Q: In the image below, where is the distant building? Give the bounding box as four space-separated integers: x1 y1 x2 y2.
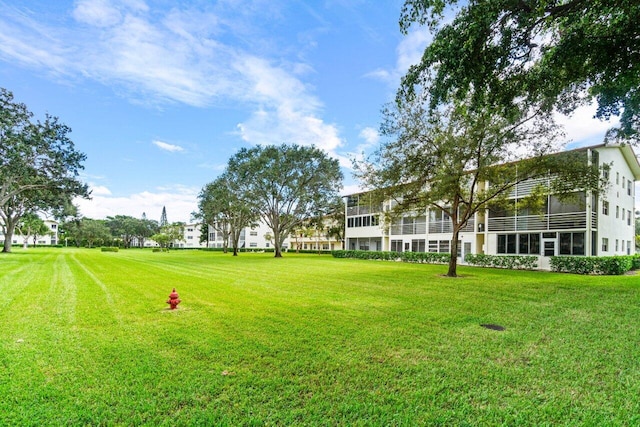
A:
0 219 59 247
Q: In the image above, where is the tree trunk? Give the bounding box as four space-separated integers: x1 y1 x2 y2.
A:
447 227 461 277
273 230 282 258
2 218 18 253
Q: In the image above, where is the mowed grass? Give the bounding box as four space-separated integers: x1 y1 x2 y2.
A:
1 248 639 426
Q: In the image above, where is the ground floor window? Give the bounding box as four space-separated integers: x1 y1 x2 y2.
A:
602 238 608 252
518 233 540 255
411 239 425 252
497 234 517 254
559 232 585 255
498 233 541 255
428 240 438 252
438 240 450 253
391 240 403 252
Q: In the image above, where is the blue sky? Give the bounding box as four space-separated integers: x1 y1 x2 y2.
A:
0 0 630 223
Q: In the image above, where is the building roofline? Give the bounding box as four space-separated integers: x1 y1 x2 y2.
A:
608 143 640 180
346 143 640 197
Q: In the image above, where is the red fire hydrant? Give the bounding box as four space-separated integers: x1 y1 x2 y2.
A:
166 288 181 310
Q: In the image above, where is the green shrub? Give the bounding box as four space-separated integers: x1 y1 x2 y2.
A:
465 254 538 270
550 255 634 275
331 250 449 264
100 246 119 252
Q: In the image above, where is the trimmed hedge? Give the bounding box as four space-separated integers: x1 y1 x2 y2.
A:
464 254 538 270
331 250 450 264
550 255 638 275
100 246 119 252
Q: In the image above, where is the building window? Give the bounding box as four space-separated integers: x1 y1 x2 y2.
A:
616 172 619 184
391 240 403 252
615 239 619 251
602 201 609 215
559 232 585 255
187 228 193 232
622 177 626 188
51 224 57 230
616 206 619 218
628 241 632 255
428 240 438 252
438 240 450 253
497 234 517 254
250 231 258 236
628 180 632 196
603 168 609 179
518 233 540 255
187 236 193 240
628 211 632 226
622 209 626 220
411 239 426 252
602 238 608 252
249 242 257 248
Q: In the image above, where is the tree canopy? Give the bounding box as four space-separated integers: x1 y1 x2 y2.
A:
0 88 89 252
399 0 640 144
196 173 257 255
357 97 603 276
227 144 343 258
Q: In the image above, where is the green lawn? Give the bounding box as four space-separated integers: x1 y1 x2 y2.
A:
1 248 639 425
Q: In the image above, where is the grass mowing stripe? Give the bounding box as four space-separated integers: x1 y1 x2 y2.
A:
1 248 639 425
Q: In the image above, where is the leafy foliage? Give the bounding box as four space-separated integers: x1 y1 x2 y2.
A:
465 254 538 270
227 144 343 257
550 255 638 275
357 96 603 277
399 0 640 143
332 250 450 264
196 174 257 256
0 88 88 252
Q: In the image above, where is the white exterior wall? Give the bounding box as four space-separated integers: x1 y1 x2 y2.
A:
596 146 638 256
174 223 207 248
0 219 59 246
245 221 277 249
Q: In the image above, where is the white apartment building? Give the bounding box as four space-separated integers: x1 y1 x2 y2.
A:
0 219 59 247
206 221 285 250
345 144 640 270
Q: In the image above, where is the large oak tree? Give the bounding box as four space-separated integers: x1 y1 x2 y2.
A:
227 144 343 258
196 173 257 256
0 88 88 252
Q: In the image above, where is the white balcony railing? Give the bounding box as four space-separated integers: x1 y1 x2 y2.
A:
487 212 588 232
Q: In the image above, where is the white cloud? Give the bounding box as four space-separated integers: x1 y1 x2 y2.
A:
0 1 343 158
556 104 619 148
366 27 431 86
358 127 379 146
89 184 112 196
73 0 122 27
235 55 343 155
75 185 199 221
152 140 184 152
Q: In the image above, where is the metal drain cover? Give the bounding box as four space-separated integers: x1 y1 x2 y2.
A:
480 324 505 331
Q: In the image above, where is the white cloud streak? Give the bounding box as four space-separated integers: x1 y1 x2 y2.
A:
75 185 199 221
0 0 342 154
152 140 184 152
